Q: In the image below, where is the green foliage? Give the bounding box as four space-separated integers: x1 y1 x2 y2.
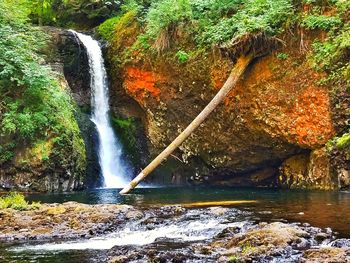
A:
29 0 123 28
175 50 190 63
29 0 57 25
0 192 40 210
228 256 239 262
310 22 350 85
145 0 192 40
0 0 86 173
0 143 15 164
277 52 289 60
196 0 293 46
335 131 350 149
302 14 342 30
134 0 293 52
97 16 121 41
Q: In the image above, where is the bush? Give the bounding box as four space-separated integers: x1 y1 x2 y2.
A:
311 23 350 85
145 0 192 40
140 0 293 51
302 15 342 30
198 0 293 46
97 16 121 41
277 52 289 60
0 192 40 211
0 0 86 172
175 50 190 63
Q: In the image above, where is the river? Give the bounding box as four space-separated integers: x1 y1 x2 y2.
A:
1 187 350 262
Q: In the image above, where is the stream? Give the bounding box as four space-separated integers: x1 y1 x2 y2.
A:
1 187 350 262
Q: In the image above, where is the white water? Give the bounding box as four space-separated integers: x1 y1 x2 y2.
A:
12 219 247 251
69 30 129 188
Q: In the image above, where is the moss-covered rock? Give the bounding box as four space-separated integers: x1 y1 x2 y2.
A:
0 72 87 192
0 27 87 192
278 148 338 190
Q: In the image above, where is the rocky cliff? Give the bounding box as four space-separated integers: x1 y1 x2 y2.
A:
0 28 90 192
103 10 349 190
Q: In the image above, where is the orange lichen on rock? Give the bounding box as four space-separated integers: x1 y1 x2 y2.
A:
291 86 335 147
124 67 164 105
210 57 232 91
221 53 335 149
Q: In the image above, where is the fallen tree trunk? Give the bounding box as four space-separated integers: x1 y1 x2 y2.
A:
120 54 253 194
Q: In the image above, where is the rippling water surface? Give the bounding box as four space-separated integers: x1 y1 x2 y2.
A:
25 187 350 236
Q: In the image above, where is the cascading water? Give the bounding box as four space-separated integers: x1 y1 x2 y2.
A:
69 30 129 188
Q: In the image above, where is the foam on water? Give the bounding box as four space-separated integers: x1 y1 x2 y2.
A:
12 219 246 251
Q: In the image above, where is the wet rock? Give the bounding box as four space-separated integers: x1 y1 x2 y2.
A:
213 221 350 262
156 206 186 218
125 210 144 220
0 203 134 241
301 247 350 263
331 238 350 248
228 222 309 248
109 255 128 263
3 204 350 263
315 232 331 242
278 148 337 190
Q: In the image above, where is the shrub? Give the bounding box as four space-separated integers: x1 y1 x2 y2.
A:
0 0 86 172
145 0 192 40
0 192 40 211
277 52 289 60
97 16 121 41
175 50 190 63
302 15 342 30
311 23 350 85
144 0 192 52
197 0 293 46
137 0 293 53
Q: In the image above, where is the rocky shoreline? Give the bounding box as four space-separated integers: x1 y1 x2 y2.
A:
1 202 350 262
0 202 143 241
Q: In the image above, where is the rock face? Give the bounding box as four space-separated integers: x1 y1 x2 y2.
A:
107 25 343 188
0 27 104 192
278 148 342 190
47 28 103 188
0 48 86 192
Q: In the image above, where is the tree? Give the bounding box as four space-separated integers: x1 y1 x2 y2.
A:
120 53 253 194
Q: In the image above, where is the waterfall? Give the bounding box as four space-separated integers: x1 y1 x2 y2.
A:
69 30 129 188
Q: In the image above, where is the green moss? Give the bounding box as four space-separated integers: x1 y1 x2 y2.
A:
107 10 140 66
228 256 239 263
335 132 350 149
241 242 257 255
111 117 137 149
0 192 40 211
97 16 121 41
111 116 143 168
